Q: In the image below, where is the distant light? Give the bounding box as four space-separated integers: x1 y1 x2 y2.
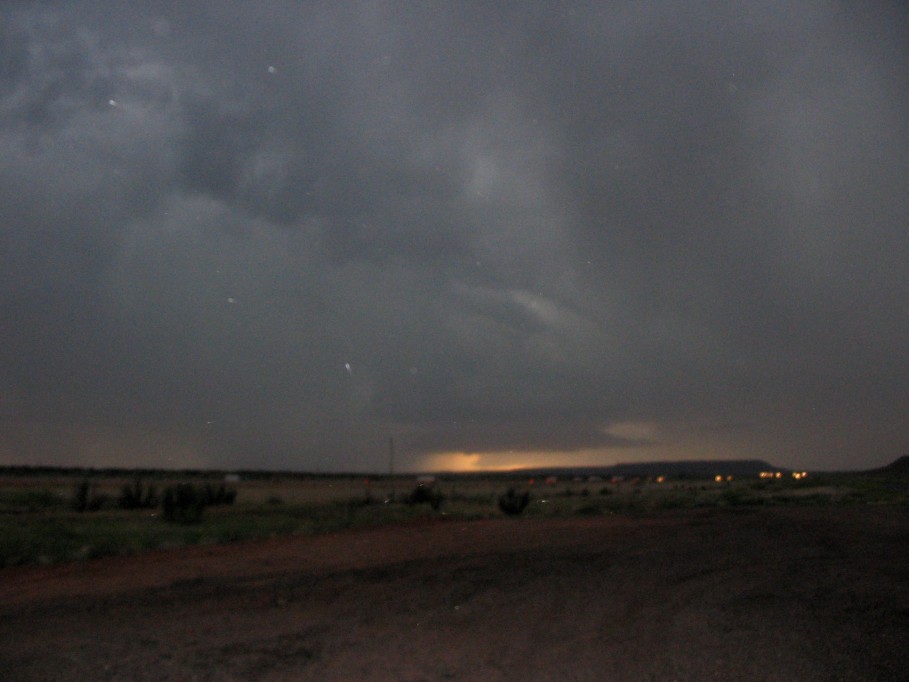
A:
267 65 277 74
108 99 117 106
715 475 723 482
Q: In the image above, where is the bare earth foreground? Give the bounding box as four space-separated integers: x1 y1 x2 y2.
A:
2 506 907 681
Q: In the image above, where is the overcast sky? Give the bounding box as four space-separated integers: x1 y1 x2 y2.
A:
1 1 907 473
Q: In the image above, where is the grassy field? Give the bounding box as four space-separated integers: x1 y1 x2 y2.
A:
1 469 906 567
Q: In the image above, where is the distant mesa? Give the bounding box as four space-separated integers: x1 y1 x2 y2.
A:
873 455 909 475
517 459 786 480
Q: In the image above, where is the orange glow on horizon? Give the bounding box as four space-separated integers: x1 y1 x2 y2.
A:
413 441 760 474
416 446 633 473
418 451 533 472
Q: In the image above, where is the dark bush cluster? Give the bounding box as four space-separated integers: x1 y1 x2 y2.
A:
73 477 236 522
161 482 237 523
162 483 205 523
498 488 531 516
404 483 443 510
118 479 159 510
199 482 237 507
72 480 109 512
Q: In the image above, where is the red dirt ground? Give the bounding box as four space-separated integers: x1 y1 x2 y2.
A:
2 506 907 681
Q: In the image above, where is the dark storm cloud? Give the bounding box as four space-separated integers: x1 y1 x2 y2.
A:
1 1 907 471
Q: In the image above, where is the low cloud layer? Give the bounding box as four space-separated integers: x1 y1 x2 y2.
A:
1 2 907 472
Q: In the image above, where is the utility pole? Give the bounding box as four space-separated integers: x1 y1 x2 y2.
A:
388 436 396 501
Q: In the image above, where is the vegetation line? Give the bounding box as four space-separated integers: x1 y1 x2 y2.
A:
1 463 906 568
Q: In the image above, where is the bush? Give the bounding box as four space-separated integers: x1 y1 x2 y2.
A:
158 481 236 524
72 480 108 512
118 479 159 510
498 488 530 516
404 484 443 510
200 482 237 507
161 483 205 524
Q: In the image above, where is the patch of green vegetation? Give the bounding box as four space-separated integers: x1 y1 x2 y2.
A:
0 488 67 513
2 470 907 568
0 512 163 566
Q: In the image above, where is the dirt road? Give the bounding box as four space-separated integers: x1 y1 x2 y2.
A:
2 506 907 681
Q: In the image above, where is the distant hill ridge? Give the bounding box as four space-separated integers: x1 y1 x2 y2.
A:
517 459 786 478
875 455 909 475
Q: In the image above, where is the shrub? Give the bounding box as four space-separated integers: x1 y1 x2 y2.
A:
200 482 237 507
498 488 530 516
72 480 109 512
118 479 159 510
404 483 443 510
161 483 205 524
72 480 89 512
157 481 236 523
